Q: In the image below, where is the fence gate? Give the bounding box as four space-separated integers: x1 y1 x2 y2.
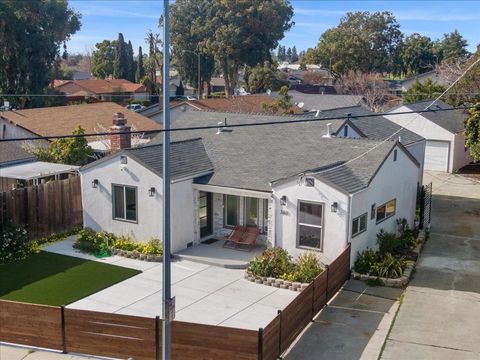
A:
420 182 432 229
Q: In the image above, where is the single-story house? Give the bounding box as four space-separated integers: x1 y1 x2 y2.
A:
0 102 161 155
138 95 302 124
387 71 448 96
80 110 420 265
0 142 78 191
52 79 149 101
386 100 472 172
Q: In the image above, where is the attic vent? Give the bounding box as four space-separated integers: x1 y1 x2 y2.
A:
305 177 315 187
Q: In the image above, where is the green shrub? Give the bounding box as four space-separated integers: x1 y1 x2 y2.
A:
370 253 407 279
113 237 163 255
0 222 37 263
249 248 323 283
376 230 400 255
354 248 381 274
36 227 82 246
295 252 323 283
74 228 115 255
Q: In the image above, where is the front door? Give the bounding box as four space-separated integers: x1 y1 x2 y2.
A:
199 192 212 238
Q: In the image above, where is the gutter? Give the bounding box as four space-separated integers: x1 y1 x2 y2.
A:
171 170 214 184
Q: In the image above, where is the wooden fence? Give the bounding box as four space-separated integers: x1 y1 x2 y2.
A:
260 245 351 360
0 245 351 360
0 176 82 239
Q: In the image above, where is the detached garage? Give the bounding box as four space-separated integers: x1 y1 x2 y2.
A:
386 100 472 173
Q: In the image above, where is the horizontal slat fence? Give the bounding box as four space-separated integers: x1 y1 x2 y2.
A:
0 245 351 360
64 308 157 360
261 245 351 360
0 300 62 350
0 176 82 239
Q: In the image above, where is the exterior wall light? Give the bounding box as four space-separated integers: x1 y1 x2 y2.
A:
92 179 99 188
120 155 128 164
331 202 338 212
148 187 156 197
280 195 287 206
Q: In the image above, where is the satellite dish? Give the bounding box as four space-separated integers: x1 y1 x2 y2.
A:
266 89 272 95
298 102 304 109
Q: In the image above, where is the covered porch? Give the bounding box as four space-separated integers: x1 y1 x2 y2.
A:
177 184 274 267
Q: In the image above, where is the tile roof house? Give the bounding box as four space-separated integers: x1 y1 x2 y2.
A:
0 102 161 154
52 79 149 101
386 100 472 172
80 108 420 265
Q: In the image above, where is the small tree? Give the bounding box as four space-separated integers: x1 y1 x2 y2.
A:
262 85 293 114
403 79 446 104
247 62 275 93
33 126 93 165
465 103 480 161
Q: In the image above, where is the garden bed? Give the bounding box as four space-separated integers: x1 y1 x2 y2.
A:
352 229 426 288
110 248 163 262
244 247 324 292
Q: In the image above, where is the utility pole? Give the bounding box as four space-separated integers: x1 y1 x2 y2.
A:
162 0 172 359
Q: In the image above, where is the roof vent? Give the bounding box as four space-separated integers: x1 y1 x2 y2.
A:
345 113 352 118
315 110 320 118
216 118 231 134
398 136 402 143
322 123 332 138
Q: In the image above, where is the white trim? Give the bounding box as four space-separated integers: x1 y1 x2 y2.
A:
171 171 213 184
192 184 271 198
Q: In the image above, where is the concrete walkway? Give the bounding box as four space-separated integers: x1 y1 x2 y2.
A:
284 280 402 360
381 172 480 359
42 237 297 330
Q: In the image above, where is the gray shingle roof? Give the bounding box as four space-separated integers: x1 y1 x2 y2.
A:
150 110 406 194
0 142 35 167
321 106 424 145
81 138 213 181
401 100 466 134
271 90 364 111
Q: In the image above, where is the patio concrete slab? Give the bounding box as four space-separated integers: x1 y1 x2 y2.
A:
216 278 278 303
174 239 265 269
258 288 299 308
174 292 253 325
220 302 281 329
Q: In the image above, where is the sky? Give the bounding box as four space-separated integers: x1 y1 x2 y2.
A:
67 0 480 55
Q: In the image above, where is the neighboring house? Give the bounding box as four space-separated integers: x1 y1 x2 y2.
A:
0 142 78 191
271 90 364 112
72 71 91 80
277 63 322 71
0 102 161 155
387 71 448 96
52 79 149 101
210 77 226 94
386 100 472 172
138 95 301 124
80 109 420 265
328 105 426 180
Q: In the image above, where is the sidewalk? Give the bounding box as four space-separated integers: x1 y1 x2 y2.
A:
0 344 107 360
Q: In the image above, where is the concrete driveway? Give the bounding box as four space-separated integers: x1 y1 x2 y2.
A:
43 238 297 330
284 280 402 360
381 171 480 359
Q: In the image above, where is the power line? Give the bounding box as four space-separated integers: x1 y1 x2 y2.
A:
0 105 473 143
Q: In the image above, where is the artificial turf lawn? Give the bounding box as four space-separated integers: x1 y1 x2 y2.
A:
0 251 140 306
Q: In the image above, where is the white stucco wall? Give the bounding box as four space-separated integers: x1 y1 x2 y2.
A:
272 178 350 264
80 153 195 253
452 132 472 171
0 117 48 149
405 140 425 182
350 145 419 265
386 106 454 142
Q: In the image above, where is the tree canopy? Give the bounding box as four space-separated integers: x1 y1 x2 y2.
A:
92 34 136 82
0 0 81 108
403 79 446 104
402 34 436 76
247 62 276 93
465 103 480 161
170 0 294 96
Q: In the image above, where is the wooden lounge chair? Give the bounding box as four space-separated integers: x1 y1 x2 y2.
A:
235 226 260 252
223 225 245 248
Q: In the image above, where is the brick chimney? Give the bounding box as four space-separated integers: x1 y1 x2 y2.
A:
110 112 131 153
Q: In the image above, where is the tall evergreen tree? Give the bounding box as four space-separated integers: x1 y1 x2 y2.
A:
277 45 286 61
113 33 128 79
286 47 292 62
136 46 145 82
291 46 299 63
126 40 135 81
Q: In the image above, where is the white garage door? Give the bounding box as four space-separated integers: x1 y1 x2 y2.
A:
425 141 449 172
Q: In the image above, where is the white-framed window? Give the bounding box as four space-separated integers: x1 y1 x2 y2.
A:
376 199 396 224
352 213 367 237
112 184 137 222
297 201 324 250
